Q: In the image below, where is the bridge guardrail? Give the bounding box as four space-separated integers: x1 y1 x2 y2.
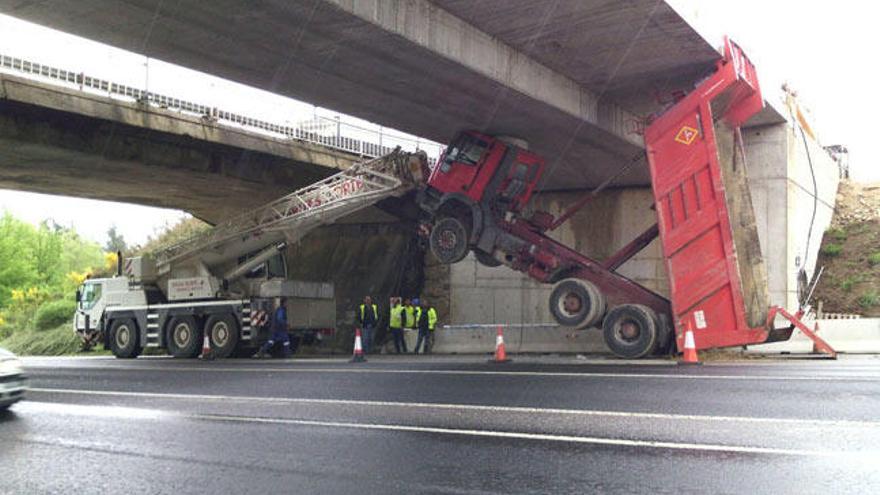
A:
0 53 443 163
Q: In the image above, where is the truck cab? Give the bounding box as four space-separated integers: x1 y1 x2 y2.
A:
421 131 546 265
74 276 144 340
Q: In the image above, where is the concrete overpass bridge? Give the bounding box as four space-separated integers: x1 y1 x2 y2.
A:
0 57 437 223
0 1 841 352
0 0 785 192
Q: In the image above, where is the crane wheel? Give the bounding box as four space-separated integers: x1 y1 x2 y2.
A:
429 216 469 264
109 318 140 359
602 304 658 359
549 279 606 329
167 316 201 358
205 314 239 359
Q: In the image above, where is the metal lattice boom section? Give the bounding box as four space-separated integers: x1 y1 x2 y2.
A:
157 148 428 267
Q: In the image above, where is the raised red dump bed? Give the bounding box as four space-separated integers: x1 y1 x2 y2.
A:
644 38 834 356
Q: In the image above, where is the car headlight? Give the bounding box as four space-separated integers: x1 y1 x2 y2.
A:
0 358 23 375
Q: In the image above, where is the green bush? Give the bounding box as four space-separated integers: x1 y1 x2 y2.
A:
858 290 879 309
821 243 843 257
868 252 880 267
825 227 848 241
840 276 861 293
33 299 76 331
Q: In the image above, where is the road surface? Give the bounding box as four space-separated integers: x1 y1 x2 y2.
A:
3 355 880 494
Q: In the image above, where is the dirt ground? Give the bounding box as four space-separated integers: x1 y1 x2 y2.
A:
812 180 880 316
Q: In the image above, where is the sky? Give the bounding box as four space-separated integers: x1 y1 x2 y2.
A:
0 2 875 246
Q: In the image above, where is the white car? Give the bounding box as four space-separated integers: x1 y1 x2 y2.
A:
0 348 27 410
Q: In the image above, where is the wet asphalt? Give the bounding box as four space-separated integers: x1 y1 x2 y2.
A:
2 354 880 494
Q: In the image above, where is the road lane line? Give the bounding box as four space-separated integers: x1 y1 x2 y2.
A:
29 387 880 428
201 414 841 457
14 400 842 458
22 364 880 381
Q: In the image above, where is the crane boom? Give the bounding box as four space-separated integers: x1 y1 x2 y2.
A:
155 148 430 272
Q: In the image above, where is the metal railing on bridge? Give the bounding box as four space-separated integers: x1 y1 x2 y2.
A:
0 53 443 163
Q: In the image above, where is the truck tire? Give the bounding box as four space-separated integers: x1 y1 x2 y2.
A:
167 316 201 358
549 279 606 329
652 313 674 356
205 314 239 359
430 217 469 264
475 250 502 267
110 318 140 359
602 304 658 359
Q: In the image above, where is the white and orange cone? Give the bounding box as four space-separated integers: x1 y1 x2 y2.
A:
678 320 700 365
199 332 214 360
489 325 511 363
351 328 367 363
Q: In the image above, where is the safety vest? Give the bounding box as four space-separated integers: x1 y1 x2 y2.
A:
389 304 404 329
359 303 378 323
404 306 416 328
427 307 437 330
414 307 423 328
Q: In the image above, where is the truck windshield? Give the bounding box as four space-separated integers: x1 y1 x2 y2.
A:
444 134 488 166
80 283 102 310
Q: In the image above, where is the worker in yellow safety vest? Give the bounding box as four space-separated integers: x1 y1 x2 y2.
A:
426 302 438 353
357 296 379 354
403 298 416 330
388 297 407 354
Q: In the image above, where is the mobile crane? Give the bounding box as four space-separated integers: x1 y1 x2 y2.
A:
74 150 430 358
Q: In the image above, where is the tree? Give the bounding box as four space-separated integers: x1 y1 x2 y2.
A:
105 225 127 254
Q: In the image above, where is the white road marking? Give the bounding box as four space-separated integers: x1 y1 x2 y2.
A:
22 363 880 381
12 400 842 458
29 387 880 428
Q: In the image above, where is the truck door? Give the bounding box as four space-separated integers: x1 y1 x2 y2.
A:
429 132 491 202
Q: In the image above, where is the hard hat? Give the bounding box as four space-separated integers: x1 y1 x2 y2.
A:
412 298 420 305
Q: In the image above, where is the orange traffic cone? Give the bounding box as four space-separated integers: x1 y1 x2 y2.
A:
679 320 700 365
351 328 367 363
199 332 214 360
489 325 511 363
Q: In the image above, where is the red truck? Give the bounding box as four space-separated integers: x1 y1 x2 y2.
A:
417 38 834 359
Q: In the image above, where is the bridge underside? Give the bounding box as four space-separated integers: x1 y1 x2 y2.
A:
0 0 764 190
0 75 378 224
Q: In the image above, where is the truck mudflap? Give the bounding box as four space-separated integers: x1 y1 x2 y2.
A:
644 38 826 353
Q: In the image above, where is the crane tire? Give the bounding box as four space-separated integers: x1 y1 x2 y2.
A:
109 318 140 359
205 314 239 359
167 316 201 358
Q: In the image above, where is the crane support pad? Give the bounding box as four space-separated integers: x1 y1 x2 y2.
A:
645 38 771 351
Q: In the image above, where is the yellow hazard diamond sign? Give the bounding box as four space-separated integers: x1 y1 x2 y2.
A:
674 126 699 145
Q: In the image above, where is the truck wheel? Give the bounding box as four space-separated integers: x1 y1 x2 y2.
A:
110 319 140 359
602 304 658 359
652 313 674 356
549 279 606 329
167 316 201 358
475 250 502 267
430 217 469 264
205 314 239 359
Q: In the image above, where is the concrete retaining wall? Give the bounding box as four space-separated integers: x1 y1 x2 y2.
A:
431 325 607 354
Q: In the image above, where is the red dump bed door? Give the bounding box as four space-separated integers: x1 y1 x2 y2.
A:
644 39 769 351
